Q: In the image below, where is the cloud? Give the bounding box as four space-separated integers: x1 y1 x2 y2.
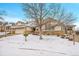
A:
3 16 22 22
2 16 33 23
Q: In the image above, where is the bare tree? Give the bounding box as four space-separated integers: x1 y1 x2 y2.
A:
22 3 52 39
49 4 76 34
22 3 76 40
50 4 76 45
0 10 7 36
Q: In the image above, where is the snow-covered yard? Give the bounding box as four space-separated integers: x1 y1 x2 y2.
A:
0 32 10 36
0 32 6 36
0 34 79 56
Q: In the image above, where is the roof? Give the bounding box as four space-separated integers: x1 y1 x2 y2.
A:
66 25 76 27
16 21 25 24
11 25 25 29
26 21 37 27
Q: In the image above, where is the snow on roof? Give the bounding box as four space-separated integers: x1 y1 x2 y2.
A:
5 23 12 26
11 25 25 29
75 27 79 31
66 25 76 27
26 21 37 27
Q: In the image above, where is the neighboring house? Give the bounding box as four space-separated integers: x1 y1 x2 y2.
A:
0 17 4 32
73 27 79 42
10 21 25 34
0 25 5 32
5 23 12 33
10 21 34 34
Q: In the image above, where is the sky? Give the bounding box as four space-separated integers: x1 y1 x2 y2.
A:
0 3 24 22
0 3 79 27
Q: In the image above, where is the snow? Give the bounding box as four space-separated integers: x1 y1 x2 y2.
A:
0 34 79 56
0 32 10 36
0 32 6 36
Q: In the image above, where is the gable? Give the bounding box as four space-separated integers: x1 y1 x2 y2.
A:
54 26 62 31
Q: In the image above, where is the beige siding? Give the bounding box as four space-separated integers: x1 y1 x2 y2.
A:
15 28 25 34
26 27 32 31
54 26 62 31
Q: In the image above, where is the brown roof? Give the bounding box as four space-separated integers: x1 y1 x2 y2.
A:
66 25 76 27
11 25 25 29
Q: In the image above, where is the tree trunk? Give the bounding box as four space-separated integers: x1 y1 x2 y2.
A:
4 26 7 37
39 26 42 40
25 25 27 41
65 27 67 34
25 36 27 41
73 32 75 45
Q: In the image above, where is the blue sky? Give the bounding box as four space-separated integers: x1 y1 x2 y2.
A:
0 3 24 22
0 3 24 18
0 3 79 27
61 3 79 27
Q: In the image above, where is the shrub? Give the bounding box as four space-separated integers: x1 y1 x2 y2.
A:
12 31 15 34
24 33 28 37
23 32 29 41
